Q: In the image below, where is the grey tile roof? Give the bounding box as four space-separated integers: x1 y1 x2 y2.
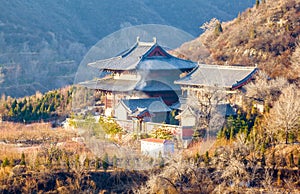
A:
135 80 181 92
121 97 171 113
88 41 196 71
138 57 196 70
178 103 236 118
88 43 153 70
175 64 258 89
80 77 181 92
129 108 153 118
79 78 138 92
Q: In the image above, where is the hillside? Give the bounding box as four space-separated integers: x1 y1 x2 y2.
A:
0 0 255 97
177 0 300 79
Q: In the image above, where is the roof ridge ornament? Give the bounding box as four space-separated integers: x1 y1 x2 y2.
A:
153 37 157 44
136 36 157 46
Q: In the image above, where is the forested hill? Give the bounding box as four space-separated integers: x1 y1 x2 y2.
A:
177 0 300 79
0 0 255 97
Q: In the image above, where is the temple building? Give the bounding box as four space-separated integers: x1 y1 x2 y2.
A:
175 63 258 127
80 37 197 119
80 37 258 131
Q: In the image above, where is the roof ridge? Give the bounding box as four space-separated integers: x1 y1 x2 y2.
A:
197 63 257 70
122 97 162 101
137 41 156 47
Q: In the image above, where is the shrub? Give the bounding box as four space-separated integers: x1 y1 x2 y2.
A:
20 152 26 166
102 153 109 172
99 116 123 137
2 157 10 167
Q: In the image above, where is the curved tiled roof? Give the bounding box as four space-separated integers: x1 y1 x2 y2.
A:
177 104 236 119
138 57 196 70
135 80 181 92
80 78 180 92
175 63 258 89
88 40 196 71
120 97 171 113
79 78 138 92
88 43 152 70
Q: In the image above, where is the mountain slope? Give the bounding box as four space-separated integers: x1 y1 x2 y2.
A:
177 0 300 79
0 0 255 97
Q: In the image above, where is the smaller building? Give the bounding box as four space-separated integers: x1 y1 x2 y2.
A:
114 97 171 123
174 63 257 134
175 63 258 109
176 104 237 127
140 138 174 158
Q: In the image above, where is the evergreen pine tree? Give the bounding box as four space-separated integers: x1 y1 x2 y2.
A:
84 157 90 170
20 152 26 166
95 157 100 170
14 104 21 116
256 0 260 8
289 153 295 168
2 157 10 167
102 153 109 172
230 127 234 142
214 21 223 36
204 151 210 166
11 99 17 110
23 98 27 106
65 156 70 172
194 152 200 164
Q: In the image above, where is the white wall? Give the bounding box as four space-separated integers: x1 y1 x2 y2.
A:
181 115 196 127
141 140 174 158
114 104 128 120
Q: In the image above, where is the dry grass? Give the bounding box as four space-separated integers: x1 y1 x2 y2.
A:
0 122 88 164
0 122 75 143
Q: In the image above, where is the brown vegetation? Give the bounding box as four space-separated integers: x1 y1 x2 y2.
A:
0 122 151 193
0 78 299 193
177 0 300 79
135 73 300 193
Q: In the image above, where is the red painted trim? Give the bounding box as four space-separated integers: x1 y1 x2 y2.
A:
146 46 167 57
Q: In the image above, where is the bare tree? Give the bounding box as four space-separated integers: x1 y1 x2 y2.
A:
135 154 214 193
221 157 249 189
200 18 219 32
245 71 288 105
264 84 300 144
187 86 226 141
290 41 300 79
261 169 275 192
